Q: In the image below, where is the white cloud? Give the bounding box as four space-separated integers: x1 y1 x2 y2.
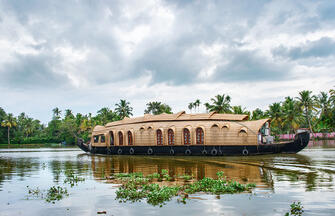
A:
0 0 334 122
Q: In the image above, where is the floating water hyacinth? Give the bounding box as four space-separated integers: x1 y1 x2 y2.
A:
114 170 256 207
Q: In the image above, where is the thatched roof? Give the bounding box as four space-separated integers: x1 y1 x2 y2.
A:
104 111 248 128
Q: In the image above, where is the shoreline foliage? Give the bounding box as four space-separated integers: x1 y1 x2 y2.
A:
1 88 335 145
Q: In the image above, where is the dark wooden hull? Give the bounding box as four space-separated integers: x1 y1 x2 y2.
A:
77 131 309 156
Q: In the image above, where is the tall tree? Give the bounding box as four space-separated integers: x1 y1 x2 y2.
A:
64 109 74 120
194 99 201 113
145 102 162 115
251 108 266 120
204 94 232 113
160 104 172 114
232 105 249 115
281 97 302 135
0 107 7 144
115 99 133 119
52 107 61 120
266 102 283 134
97 107 119 125
188 102 194 113
1 113 17 147
145 102 172 115
296 90 317 133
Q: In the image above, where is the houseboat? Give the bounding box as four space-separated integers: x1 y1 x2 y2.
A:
77 111 309 156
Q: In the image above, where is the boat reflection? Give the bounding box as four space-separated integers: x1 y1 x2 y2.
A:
79 152 335 192
82 154 274 189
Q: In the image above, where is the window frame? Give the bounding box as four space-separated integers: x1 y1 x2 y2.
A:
183 128 191 145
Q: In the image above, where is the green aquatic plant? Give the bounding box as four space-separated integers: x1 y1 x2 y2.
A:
216 171 225 179
64 170 85 187
183 177 255 195
114 170 256 206
26 186 42 197
178 174 193 181
161 169 172 181
285 201 304 216
146 172 161 180
114 172 143 178
45 186 69 203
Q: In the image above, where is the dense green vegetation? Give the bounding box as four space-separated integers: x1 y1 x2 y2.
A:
285 201 304 216
1 88 334 146
114 170 256 206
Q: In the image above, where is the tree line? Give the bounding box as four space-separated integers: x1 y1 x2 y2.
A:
1 88 334 146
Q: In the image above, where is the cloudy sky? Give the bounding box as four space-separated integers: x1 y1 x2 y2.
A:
1 0 334 123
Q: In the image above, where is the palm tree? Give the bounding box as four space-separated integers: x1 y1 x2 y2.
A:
194 99 201 113
115 99 133 119
160 104 172 114
251 108 265 120
97 107 111 124
145 102 162 115
24 117 34 138
1 113 17 147
188 103 194 113
329 88 335 106
52 107 61 120
232 105 248 114
296 90 317 133
281 97 302 138
204 94 232 113
145 102 172 115
97 107 119 124
65 109 74 119
266 102 283 134
316 92 331 120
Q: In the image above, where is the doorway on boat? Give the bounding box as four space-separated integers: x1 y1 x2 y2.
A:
183 128 191 145
110 132 114 146
118 131 123 146
168 129 174 145
156 129 163 145
196 127 204 144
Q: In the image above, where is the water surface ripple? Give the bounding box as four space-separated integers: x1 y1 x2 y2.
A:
0 141 334 215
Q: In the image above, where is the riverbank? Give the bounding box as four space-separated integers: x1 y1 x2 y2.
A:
0 143 68 148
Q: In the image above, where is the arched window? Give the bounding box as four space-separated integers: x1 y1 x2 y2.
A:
222 123 230 131
168 129 174 145
196 128 204 145
127 131 133 145
101 135 106 143
156 129 163 145
110 132 114 146
93 135 99 143
239 129 248 137
183 128 191 145
118 131 123 146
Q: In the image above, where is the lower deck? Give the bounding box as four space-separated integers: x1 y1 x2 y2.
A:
78 131 309 156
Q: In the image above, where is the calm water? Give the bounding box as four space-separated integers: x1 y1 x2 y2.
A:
0 140 335 216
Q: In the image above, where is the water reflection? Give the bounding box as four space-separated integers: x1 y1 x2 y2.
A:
84 154 272 189
1 148 335 193
308 139 335 147
1 147 335 215
75 151 334 192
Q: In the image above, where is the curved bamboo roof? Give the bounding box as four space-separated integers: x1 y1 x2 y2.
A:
92 111 270 136
104 111 249 128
